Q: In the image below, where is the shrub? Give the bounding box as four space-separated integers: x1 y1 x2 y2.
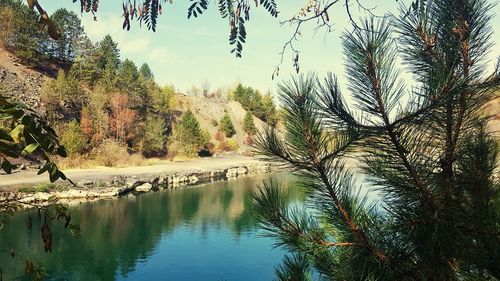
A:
94 139 130 167
61 120 87 155
198 142 215 157
217 139 239 152
211 119 218 127
226 139 239 151
219 111 236 137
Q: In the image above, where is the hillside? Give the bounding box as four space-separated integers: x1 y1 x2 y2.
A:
0 45 46 114
173 94 266 151
0 45 266 159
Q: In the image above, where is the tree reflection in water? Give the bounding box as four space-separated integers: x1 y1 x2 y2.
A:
0 173 304 281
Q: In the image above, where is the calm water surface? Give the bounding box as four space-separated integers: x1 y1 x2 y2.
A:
0 173 304 281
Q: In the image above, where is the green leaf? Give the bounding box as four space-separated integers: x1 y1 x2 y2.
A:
37 163 52 175
49 165 59 183
58 171 67 181
10 124 24 143
57 146 68 158
0 129 14 142
21 143 39 156
1 160 14 174
0 142 19 158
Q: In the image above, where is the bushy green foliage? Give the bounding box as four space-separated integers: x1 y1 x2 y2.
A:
219 111 236 137
0 95 68 182
80 85 109 146
254 1 500 279
95 34 120 71
0 0 48 65
42 69 83 121
149 83 173 118
116 59 139 91
69 37 99 83
173 110 209 156
61 120 87 155
50 8 84 62
243 111 256 135
141 116 167 157
139 63 154 80
233 84 277 124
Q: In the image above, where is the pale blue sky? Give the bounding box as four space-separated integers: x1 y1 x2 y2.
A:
43 0 500 94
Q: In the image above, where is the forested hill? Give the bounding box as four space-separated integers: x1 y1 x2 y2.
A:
0 1 278 167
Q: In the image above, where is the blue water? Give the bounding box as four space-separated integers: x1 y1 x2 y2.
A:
0 173 304 281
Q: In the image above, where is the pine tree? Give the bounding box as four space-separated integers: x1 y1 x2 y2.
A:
243 111 256 135
96 34 120 70
50 8 84 62
0 0 47 65
253 0 500 280
139 63 155 81
220 110 236 137
173 110 209 156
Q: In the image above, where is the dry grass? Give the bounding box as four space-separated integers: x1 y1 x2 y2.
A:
59 140 161 169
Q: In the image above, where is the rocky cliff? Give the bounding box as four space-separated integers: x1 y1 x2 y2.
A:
0 46 47 114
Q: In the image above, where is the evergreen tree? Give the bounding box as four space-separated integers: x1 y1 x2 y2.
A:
259 93 277 125
141 116 167 157
139 63 154 81
220 111 236 137
117 59 139 90
69 36 98 83
116 59 147 112
50 8 83 62
243 111 256 135
0 0 47 65
233 83 277 124
95 34 120 71
253 1 500 280
173 110 208 156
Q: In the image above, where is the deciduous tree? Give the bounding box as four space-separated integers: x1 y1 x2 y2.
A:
109 93 137 144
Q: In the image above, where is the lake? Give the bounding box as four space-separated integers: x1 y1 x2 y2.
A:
0 173 304 281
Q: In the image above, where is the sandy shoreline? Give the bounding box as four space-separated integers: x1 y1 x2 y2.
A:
0 156 273 189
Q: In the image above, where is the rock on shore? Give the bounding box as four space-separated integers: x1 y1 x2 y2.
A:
8 162 274 206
